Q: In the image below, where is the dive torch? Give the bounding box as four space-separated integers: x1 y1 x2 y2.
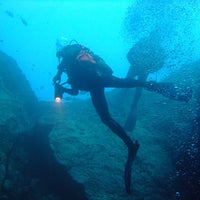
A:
54 82 65 103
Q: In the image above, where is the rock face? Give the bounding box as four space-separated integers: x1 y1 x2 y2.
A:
0 51 38 120
0 50 38 199
0 51 38 133
42 63 199 200
0 51 88 200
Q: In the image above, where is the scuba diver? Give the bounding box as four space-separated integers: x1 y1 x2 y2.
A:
52 40 192 194
122 31 166 132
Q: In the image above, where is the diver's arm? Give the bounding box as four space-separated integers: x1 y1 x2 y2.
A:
53 61 65 84
62 87 79 96
53 68 63 84
53 59 67 84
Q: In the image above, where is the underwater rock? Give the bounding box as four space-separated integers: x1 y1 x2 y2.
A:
0 50 89 200
165 61 200 200
0 50 199 199
2 179 13 192
0 164 5 181
16 123 88 200
0 50 38 120
20 59 200 199
0 52 38 199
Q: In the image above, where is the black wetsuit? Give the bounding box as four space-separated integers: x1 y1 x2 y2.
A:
57 52 144 149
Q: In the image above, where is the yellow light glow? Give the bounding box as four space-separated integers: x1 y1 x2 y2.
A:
55 97 62 103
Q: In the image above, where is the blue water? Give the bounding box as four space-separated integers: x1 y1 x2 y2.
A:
0 0 130 101
0 0 200 101
0 1 200 199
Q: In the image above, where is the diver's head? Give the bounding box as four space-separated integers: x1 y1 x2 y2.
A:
56 37 79 59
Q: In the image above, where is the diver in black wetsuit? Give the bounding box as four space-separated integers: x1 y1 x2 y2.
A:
52 40 192 194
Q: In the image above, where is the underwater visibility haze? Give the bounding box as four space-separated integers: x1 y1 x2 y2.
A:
0 0 200 200
0 0 131 101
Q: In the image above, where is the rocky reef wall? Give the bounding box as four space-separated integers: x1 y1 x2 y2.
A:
0 51 88 200
0 50 199 200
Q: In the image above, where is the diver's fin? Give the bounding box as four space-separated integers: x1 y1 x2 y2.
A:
124 141 140 194
145 81 192 102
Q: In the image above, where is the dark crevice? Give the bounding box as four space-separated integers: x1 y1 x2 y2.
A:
23 124 88 200
0 124 88 200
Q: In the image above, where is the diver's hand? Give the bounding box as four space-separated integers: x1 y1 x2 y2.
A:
53 74 61 85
